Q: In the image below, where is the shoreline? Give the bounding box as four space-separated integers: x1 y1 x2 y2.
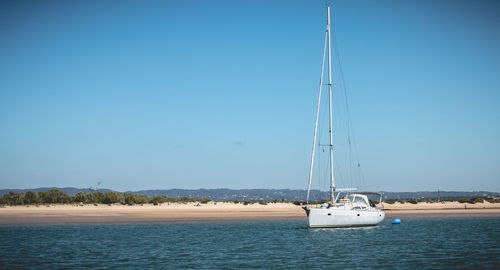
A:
1 202 499 225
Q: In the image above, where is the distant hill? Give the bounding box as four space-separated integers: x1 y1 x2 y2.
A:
1 188 499 202
378 191 499 200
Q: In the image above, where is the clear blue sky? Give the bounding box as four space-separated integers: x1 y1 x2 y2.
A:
1 0 499 192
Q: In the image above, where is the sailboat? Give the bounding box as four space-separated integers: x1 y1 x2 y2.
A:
303 5 385 228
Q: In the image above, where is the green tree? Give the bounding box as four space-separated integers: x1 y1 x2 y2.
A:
150 195 169 205
86 192 105 204
103 191 123 204
38 189 71 204
124 193 136 205
73 192 88 203
1 192 24 205
458 198 471 204
134 194 149 204
123 193 150 205
23 191 38 204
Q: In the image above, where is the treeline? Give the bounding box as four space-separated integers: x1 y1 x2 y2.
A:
2 189 499 206
0 189 211 206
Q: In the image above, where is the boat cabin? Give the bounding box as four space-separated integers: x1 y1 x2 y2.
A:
321 193 371 210
345 194 370 210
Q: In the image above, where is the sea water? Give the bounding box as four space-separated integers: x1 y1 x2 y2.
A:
0 218 498 269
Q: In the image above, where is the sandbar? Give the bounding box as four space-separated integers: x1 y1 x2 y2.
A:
0 202 499 225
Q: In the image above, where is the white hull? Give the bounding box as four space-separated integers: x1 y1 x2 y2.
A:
306 207 385 228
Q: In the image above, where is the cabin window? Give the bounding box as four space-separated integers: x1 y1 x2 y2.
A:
353 196 366 205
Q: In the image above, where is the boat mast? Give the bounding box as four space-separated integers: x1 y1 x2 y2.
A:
327 5 336 204
306 5 335 205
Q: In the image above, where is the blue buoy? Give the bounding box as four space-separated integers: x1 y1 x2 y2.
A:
392 218 401 224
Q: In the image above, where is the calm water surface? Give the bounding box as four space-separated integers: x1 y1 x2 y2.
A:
0 218 499 269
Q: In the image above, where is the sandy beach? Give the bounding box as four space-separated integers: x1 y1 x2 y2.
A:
0 203 303 225
381 201 500 219
0 201 499 225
